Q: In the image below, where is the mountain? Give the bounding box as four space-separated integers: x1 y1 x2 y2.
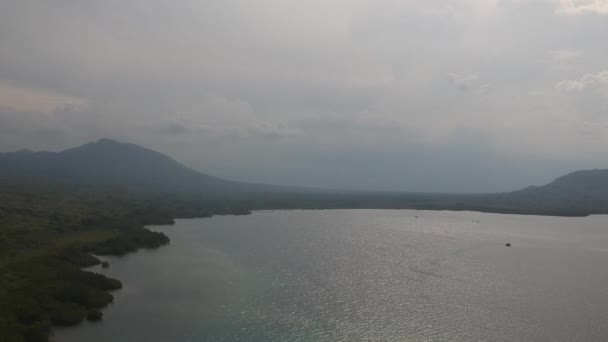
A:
2 139 608 216
0 139 271 193
518 169 608 195
490 169 608 215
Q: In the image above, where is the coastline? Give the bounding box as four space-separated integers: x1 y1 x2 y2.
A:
2 193 599 342
48 209 253 340
49 210 608 342
0 187 252 342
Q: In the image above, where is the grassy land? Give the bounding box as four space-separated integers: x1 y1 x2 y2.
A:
0 186 250 342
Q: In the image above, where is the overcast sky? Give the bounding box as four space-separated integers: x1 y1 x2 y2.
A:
1 0 608 192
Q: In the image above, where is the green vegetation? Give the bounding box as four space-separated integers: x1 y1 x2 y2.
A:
0 185 249 342
86 310 103 322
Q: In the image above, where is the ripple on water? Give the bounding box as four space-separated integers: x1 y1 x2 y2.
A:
54 210 608 342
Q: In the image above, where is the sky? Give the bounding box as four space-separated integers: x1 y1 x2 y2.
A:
1 0 608 192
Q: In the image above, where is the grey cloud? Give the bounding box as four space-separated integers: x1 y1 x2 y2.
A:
556 0 608 15
447 73 491 94
2 0 608 191
0 104 104 152
550 49 582 62
448 73 480 91
556 70 608 91
150 120 205 136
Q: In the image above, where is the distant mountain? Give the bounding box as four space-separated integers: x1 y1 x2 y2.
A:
2 139 608 216
315 169 608 216
518 169 608 195
0 139 273 193
490 169 608 215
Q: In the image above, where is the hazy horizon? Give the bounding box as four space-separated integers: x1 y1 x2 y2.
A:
0 137 581 193
2 1 608 192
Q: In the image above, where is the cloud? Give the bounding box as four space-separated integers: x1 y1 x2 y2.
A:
556 0 608 15
2 0 608 191
150 120 203 136
0 103 105 152
0 83 86 113
447 73 491 95
550 50 582 63
556 80 587 91
556 70 608 91
448 73 479 91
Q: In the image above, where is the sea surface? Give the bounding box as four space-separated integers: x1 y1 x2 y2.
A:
54 210 608 341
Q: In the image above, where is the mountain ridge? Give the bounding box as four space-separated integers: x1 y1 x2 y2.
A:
0 139 274 193
2 139 608 216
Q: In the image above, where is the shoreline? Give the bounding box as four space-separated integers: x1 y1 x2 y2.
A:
56 207 595 334
3 200 599 342
48 210 253 341
49 210 608 342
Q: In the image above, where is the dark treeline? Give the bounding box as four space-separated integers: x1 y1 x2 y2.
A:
0 184 250 342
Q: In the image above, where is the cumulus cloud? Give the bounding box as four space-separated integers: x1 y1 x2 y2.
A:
556 71 608 91
556 0 608 15
556 80 587 91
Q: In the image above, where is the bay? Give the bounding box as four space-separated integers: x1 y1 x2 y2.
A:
54 210 608 341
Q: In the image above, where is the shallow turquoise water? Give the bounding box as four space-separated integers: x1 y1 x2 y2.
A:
54 210 608 341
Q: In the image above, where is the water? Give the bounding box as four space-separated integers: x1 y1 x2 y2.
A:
54 210 608 341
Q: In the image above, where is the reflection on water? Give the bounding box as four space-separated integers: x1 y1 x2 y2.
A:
55 210 608 341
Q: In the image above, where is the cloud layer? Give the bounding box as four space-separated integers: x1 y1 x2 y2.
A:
1 0 607 192
557 0 608 15
556 71 608 91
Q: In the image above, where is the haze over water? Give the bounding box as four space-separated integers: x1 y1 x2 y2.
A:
55 210 608 341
